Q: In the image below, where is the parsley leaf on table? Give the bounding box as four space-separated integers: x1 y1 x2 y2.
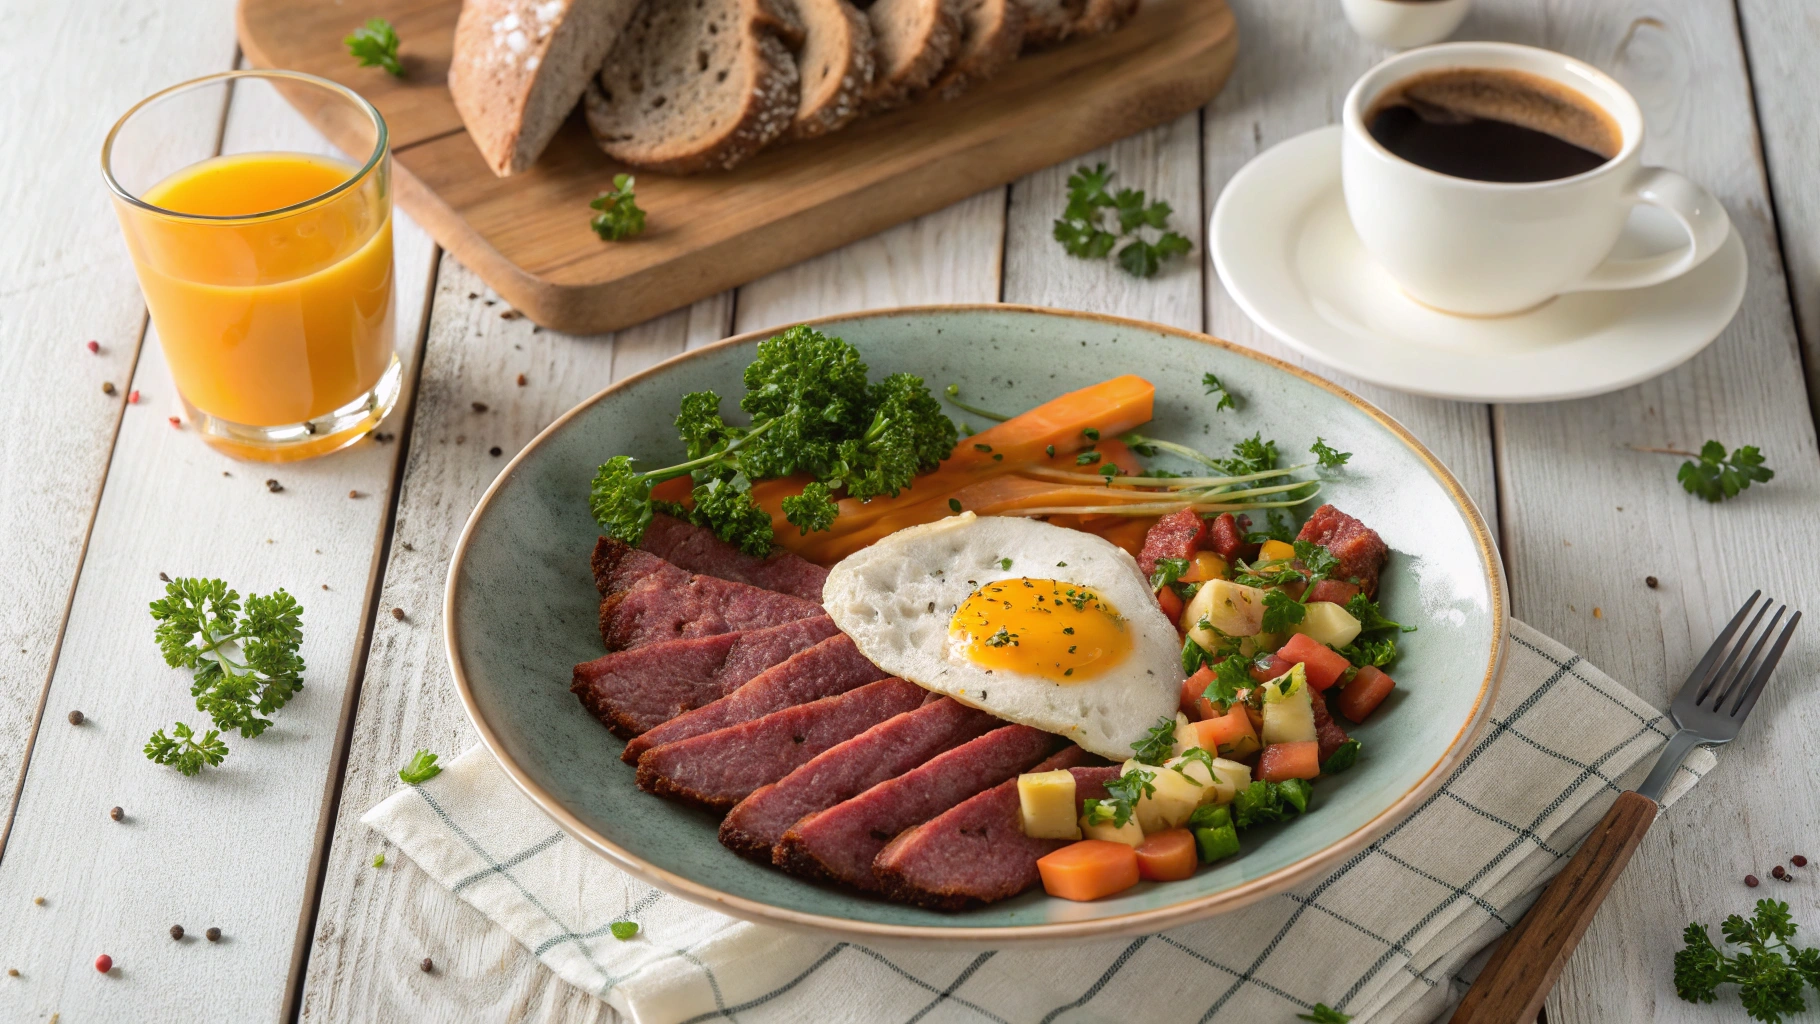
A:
1297 1005 1352 1023
1054 163 1192 278
1201 372 1237 412
399 749 443 785
145 577 304 774
345 18 404 77
590 174 646 241
1678 440 1774 503
1675 899 1820 1022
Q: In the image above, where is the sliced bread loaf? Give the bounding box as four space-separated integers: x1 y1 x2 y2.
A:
931 0 1025 100
585 0 803 174
1018 0 1084 49
790 0 876 139
1074 0 1138 37
865 0 961 110
449 0 639 176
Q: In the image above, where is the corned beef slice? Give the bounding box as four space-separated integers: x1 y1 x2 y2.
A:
591 538 823 651
874 757 1114 910
572 616 840 738
1310 685 1351 763
635 678 927 810
622 632 889 763
774 725 1060 891
718 697 1001 861
640 513 829 602
1296 505 1389 597
1208 511 1259 563
1137 508 1207 577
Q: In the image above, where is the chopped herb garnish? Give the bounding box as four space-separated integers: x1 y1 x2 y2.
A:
1174 746 1217 782
1309 437 1351 469
1182 634 1213 676
1260 588 1307 633
1076 450 1102 466
974 443 993 452
1202 372 1237 412
1083 427 1100 441
373 853 386 868
998 557 1013 570
1677 441 1774 503
1149 557 1189 594
983 627 1019 648
345 17 404 76
1297 1006 1352 1023
1130 716 1179 765
1203 652 1256 711
1045 444 1056 457
590 174 646 241
1085 768 1156 828
1245 509 1298 545
399 749 442 785
1320 739 1361 775
949 498 963 513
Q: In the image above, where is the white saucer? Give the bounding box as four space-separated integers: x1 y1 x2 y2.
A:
1209 126 1748 403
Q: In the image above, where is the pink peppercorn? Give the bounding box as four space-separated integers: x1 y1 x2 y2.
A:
168 417 181 428
1794 856 1809 868
1773 865 1787 880
86 340 99 354
95 954 112 973
128 390 140 404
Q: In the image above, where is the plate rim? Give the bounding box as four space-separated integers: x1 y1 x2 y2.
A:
1209 125 1746 404
443 303 1509 944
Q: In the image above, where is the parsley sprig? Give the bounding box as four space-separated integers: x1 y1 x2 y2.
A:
1053 164 1192 278
1675 899 1820 1022
144 577 304 775
345 18 404 77
1297 1005 1351 1023
1084 768 1156 829
399 749 443 785
590 174 646 241
1130 716 1179 765
1202 372 1237 412
1677 441 1774 503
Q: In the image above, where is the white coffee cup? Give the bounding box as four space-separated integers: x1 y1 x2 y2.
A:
1341 42 1731 317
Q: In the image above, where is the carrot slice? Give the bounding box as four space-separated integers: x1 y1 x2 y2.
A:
650 476 695 506
1134 828 1198 882
1095 518 1156 559
1258 741 1321 781
1037 840 1142 901
1193 703 1258 754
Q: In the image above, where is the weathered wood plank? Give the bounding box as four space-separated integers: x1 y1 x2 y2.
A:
0 0 239 850
1438 2 1820 1022
0 34 439 1018
296 263 730 1024
1197 6 1500 533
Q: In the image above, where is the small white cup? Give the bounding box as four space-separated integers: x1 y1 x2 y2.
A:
1341 42 1731 317
1341 0 1471 50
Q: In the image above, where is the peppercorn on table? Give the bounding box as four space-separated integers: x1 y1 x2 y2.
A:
1 1 1818 1022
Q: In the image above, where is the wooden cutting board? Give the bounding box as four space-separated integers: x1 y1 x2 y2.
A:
238 0 1238 333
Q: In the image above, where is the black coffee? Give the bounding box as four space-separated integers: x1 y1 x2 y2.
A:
1366 68 1621 183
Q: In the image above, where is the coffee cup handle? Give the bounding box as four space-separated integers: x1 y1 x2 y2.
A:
1571 167 1731 292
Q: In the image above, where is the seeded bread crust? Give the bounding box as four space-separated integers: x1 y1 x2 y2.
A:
449 0 637 177
1018 0 1085 49
1073 0 1138 37
790 0 876 139
865 0 962 111
584 0 803 174
932 0 1025 101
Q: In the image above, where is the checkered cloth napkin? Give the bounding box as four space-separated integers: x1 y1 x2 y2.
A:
365 620 1715 1024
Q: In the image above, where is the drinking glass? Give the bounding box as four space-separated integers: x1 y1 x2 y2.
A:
103 70 400 461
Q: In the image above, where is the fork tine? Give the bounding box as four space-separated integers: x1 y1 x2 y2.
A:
1696 594 1768 705
1730 611 1802 720
1711 605 1785 711
1687 591 1761 702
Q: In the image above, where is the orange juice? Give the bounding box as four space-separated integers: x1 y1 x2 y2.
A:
115 151 394 427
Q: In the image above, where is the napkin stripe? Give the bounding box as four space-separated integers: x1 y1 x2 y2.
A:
677 943 849 1024
903 951 997 1024
849 945 1010 1023
452 831 566 892
1037 937 1150 1024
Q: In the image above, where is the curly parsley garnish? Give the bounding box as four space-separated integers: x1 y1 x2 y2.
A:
1053 163 1192 278
590 174 646 241
1674 899 1820 1022
144 577 304 774
399 749 443 785
345 18 404 77
1310 437 1351 469
1677 441 1774 503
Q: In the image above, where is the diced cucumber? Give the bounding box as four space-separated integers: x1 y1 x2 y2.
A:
1194 823 1241 862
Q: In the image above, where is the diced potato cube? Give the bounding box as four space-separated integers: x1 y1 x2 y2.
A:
1291 601 1363 649
1125 760 1202 833
1163 753 1233 807
1208 757 1251 804
1183 579 1268 647
1170 712 1197 757
1081 814 1145 847
1018 770 1081 840
1261 665 1317 745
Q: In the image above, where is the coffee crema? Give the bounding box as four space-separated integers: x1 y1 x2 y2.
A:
1365 68 1622 183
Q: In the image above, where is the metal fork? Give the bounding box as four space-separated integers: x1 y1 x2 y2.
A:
1452 591 1802 1024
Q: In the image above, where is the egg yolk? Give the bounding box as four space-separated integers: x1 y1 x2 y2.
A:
948 578 1131 682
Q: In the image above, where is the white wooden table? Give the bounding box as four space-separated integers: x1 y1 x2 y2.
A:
2 0 1817 1020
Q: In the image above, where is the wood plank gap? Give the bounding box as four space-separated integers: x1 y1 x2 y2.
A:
393 124 469 156
1197 104 1209 336
1486 402 1513 587
283 243 445 1024
0 309 151 863
1724 0 1820 433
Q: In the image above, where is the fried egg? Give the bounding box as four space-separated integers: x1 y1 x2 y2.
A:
823 514 1180 758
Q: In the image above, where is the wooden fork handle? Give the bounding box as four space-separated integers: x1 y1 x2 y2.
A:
1449 791 1659 1024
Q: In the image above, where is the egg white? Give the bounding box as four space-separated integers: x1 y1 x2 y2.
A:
822 514 1181 759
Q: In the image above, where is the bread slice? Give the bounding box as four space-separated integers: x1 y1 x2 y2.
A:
865 0 962 110
931 0 1025 100
790 0 876 139
1074 0 1138 37
448 0 638 177
1018 0 1085 49
585 0 803 174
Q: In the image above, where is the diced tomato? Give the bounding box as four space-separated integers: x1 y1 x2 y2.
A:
1306 579 1361 606
1158 586 1184 623
1193 696 1219 721
1337 665 1395 723
1192 703 1259 756
1134 829 1198 882
1180 550 1229 583
1180 666 1215 718
1258 741 1321 781
1037 840 1141 901
1249 654 1284 685
1277 633 1350 691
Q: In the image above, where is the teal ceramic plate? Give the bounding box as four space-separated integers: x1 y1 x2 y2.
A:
446 305 1506 943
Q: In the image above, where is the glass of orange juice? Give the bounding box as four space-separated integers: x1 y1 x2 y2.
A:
103 70 399 462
